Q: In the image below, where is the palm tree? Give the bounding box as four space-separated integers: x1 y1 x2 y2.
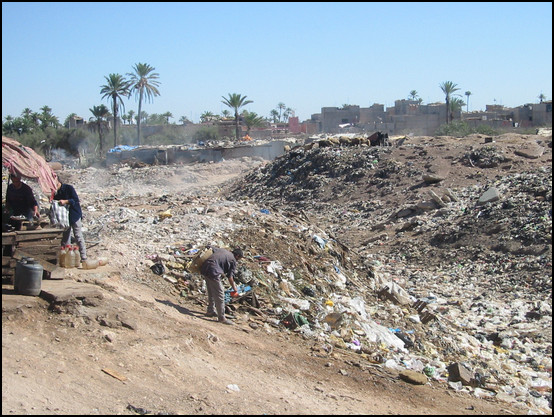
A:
21 108 33 121
221 109 231 119
127 110 135 125
409 90 419 101
138 111 148 125
269 109 279 123
538 93 546 103
88 104 110 153
100 73 131 147
283 107 293 123
464 91 472 113
200 111 216 123
20 108 36 132
439 81 460 124
221 93 253 141
277 102 286 122
40 105 52 115
242 111 266 135
450 97 465 119
40 105 59 129
31 112 41 129
64 112 77 128
127 63 161 146
179 115 191 125
162 111 173 124
2 115 14 135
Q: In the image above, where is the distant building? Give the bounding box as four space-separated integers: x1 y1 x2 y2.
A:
217 119 236 138
288 116 301 134
68 116 85 129
302 98 551 136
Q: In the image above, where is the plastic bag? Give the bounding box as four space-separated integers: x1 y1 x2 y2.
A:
49 200 70 229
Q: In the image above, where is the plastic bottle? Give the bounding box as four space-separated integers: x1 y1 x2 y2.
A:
59 246 67 268
82 259 99 269
64 245 74 268
70 246 77 268
73 245 81 268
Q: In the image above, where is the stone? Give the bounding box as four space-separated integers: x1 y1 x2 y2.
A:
447 362 473 386
399 370 428 385
477 187 500 205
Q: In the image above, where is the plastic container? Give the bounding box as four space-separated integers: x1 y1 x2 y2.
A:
82 259 99 270
14 257 29 292
63 245 72 268
70 246 77 268
17 258 43 296
65 245 76 268
73 245 81 267
58 246 67 267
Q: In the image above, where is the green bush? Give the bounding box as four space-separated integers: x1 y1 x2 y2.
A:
192 126 219 143
435 121 499 137
474 124 499 136
11 127 89 160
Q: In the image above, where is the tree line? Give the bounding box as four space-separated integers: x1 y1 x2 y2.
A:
2 58 294 152
4 70 549 155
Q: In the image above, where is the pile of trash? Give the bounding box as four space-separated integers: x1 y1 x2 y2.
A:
129 198 551 413
221 135 551 413
50 133 551 414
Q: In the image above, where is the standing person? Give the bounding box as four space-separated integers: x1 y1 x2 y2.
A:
53 175 87 263
200 247 243 325
5 173 40 230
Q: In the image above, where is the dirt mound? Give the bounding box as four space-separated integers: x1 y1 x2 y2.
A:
226 134 552 284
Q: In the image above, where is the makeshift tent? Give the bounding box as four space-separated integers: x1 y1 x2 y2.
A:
2 136 58 196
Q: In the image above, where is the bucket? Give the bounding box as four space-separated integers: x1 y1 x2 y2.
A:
17 258 43 296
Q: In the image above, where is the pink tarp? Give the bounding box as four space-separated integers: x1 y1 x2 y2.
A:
2 136 58 196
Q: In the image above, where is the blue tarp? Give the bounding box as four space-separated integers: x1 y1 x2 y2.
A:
108 145 139 153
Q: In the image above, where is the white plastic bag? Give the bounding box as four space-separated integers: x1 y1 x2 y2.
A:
50 200 70 229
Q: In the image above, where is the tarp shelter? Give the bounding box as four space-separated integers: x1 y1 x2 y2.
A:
2 136 58 197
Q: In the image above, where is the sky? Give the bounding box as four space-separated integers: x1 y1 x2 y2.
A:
2 2 552 124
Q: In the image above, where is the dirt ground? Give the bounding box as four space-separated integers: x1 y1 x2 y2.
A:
2 272 520 416
2 131 552 415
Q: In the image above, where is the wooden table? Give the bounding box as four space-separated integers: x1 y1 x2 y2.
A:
2 228 65 281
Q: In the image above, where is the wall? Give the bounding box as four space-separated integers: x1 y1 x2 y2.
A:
105 141 290 166
321 106 361 133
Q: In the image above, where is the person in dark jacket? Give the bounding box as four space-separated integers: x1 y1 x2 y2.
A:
5 173 40 230
53 175 87 262
200 247 243 325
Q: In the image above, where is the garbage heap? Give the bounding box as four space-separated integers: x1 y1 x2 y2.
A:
222 135 552 413
149 198 551 414
63 134 551 414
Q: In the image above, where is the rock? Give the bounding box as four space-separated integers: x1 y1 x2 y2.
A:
399 370 428 385
477 187 500 205
514 142 545 159
447 363 473 386
423 174 445 184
